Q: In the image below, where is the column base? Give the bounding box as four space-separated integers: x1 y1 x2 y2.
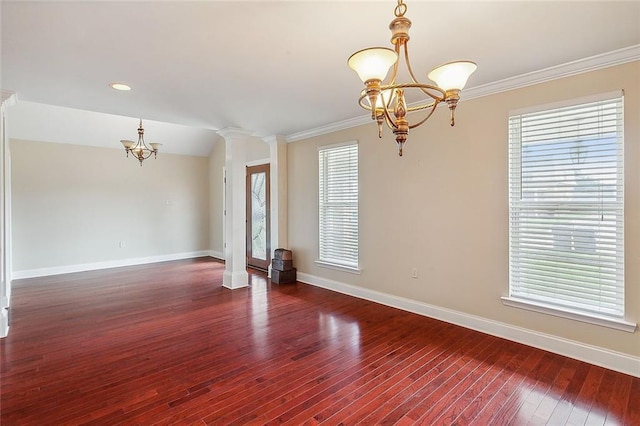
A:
0 308 9 338
223 270 249 289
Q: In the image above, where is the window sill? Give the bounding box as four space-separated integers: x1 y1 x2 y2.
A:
501 297 637 333
315 260 361 275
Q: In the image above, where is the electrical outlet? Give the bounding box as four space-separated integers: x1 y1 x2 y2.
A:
411 267 418 279
118 241 125 248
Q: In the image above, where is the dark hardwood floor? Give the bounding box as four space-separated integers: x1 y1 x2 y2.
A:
1 258 638 425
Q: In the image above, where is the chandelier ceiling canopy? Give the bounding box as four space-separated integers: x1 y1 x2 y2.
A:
348 0 477 156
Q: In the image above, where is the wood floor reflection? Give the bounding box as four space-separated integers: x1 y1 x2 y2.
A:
1 258 638 424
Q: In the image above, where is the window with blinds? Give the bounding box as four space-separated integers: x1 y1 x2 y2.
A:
508 93 624 319
318 142 359 270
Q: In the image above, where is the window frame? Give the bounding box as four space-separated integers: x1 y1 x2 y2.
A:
316 141 360 274
503 91 635 332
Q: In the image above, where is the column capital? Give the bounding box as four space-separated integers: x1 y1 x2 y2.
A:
217 127 254 141
262 135 287 146
0 91 17 107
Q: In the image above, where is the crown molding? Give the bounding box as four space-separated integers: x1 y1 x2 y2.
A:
286 115 369 143
285 45 640 143
463 44 640 102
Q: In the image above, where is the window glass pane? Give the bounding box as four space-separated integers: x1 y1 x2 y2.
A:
319 143 358 268
509 95 624 318
251 172 267 261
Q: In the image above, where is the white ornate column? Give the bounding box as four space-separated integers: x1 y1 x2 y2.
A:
217 128 251 289
0 91 17 337
264 135 288 277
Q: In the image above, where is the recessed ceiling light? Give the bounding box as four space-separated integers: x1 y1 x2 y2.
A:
110 82 131 91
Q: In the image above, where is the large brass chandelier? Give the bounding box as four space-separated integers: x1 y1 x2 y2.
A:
120 119 161 166
348 0 477 156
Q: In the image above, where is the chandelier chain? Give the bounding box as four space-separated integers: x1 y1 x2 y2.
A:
348 0 476 156
394 0 407 17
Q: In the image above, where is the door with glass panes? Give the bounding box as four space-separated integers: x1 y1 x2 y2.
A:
246 164 270 270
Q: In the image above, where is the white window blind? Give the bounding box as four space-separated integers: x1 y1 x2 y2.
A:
508 94 624 319
318 142 358 269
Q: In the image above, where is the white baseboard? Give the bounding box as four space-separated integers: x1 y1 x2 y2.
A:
12 251 212 279
209 250 225 261
0 308 8 338
297 272 640 378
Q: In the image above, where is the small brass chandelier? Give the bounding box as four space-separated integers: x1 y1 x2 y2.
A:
348 0 477 156
120 119 161 166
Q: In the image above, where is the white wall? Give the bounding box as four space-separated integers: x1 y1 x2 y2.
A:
11 140 210 275
209 140 225 258
286 62 640 365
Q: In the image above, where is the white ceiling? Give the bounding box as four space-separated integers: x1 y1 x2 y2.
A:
1 1 639 156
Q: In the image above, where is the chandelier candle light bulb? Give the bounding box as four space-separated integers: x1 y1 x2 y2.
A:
428 60 477 126
348 0 477 156
347 47 398 83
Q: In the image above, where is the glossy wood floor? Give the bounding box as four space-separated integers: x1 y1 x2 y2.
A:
1 258 638 425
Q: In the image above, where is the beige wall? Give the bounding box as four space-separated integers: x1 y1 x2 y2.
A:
10 63 637 359
287 62 639 357
11 140 210 272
